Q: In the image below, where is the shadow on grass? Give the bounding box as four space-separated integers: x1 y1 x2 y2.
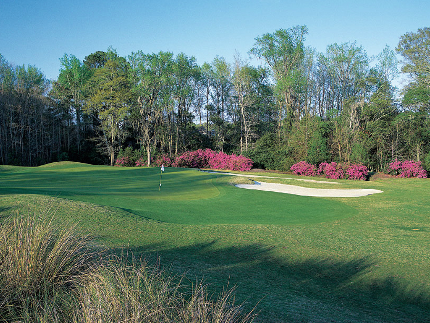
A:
112 242 430 323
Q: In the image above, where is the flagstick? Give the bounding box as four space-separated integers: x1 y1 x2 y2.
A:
159 164 164 191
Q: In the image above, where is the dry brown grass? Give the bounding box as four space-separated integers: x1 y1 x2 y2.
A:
75 259 255 323
0 211 255 323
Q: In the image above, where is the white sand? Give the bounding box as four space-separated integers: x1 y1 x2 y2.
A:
200 170 383 197
235 181 383 197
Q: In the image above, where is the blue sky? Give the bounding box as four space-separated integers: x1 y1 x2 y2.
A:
0 0 428 81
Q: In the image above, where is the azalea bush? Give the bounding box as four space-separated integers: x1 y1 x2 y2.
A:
292 161 368 180
173 149 253 171
135 157 147 167
346 163 369 180
115 156 134 167
387 160 427 178
226 154 254 172
173 149 213 169
116 148 253 171
116 147 142 166
317 162 345 179
153 155 173 167
290 161 316 176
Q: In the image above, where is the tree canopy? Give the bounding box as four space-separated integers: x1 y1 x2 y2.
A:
1 26 429 172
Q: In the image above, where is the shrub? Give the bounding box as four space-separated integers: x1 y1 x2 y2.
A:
116 148 253 171
172 149 253 171
116 147 142 167
153 155 173 167
115 156 134 167
387 160 427 178
173 149 213 169
227 154 254 171
135 157 147 167
346 163 368 181
290 161 316 176
317 162 345 179
317 162 368 180
208 151 253 171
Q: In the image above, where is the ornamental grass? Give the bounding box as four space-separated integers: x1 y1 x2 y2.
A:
0 210 255 323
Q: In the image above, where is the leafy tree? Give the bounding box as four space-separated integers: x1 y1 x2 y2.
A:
51 54 92 153
396 28 430 164
250 26 308 129
245 132 280 169
171 53 200 153
210 56 232 152
129 51 175 165
318 42 369 114
306 119 330 165
375 45 399 83
232 59 266 153
84 50 132 166
84 51 108 69
397 28 430 86
397 27 430 111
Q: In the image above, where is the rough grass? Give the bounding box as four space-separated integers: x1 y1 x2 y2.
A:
1 162 430 322
0 209 255 322
0 213 97 322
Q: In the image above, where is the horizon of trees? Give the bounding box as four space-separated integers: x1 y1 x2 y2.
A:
1 26 429 172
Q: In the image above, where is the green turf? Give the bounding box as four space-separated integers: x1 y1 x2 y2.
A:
0 162 354 225
1 162 430 322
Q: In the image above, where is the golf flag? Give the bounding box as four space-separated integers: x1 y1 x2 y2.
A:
159 165 164 191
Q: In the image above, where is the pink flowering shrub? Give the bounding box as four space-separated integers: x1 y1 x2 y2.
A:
153 155 173 167
116 148 253 171
290 161 316 176
135 156 154 167
346 164 368 180
388 160 427 178
173 149 213 168
115 156 133 167
227 154 254 171
135 158 146 167
290 161 368 180
172 149 253 171
317 162 368 180
317 162 345 179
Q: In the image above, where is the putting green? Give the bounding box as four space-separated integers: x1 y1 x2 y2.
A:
0 162 356 225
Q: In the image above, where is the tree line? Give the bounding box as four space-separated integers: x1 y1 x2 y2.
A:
1 26 429 171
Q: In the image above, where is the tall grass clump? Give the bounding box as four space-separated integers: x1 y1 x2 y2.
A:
75 259 255 323
0 213 98 322
75 260 176 322
0 211 256 322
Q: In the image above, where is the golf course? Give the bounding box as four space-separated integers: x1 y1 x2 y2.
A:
1 161 429 322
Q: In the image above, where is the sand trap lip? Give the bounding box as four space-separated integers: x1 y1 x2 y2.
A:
235 181 383 197
202 170 339 184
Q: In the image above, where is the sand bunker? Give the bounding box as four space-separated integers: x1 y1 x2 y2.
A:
235 181 383 197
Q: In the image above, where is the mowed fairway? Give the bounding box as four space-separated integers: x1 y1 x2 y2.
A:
0 162 353 225
1 162 430 322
